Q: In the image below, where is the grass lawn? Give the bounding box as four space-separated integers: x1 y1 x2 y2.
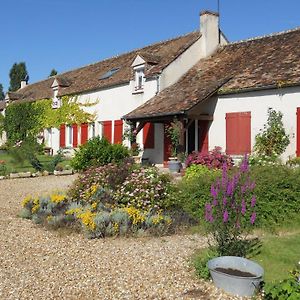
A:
193 222 300 284
0 152 71 174
251 230 300 283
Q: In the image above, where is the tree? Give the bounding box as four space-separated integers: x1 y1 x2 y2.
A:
254 108 290 157
49 69 58 77
8 62 28 92
0 84 4 100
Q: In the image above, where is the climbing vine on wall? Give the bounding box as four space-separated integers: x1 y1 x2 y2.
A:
4 95 98 145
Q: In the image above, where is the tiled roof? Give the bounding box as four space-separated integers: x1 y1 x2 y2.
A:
10 32 200 102
125 27 300 120
0 101 6 111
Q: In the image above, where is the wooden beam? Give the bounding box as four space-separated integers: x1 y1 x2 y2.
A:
188 114 214 121
134 121 147 135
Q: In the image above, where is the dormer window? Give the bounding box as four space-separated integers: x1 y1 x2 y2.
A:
135 67 144 91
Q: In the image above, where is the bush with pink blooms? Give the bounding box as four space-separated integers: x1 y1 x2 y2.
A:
204 156 257 257
185 146 233 169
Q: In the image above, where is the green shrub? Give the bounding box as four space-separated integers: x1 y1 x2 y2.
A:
193 248 218 280
71 137 130 171
252 165 300 227
171 174 214 222
263 265 300 299
68 160 133 204
184 164 221 181
254 108 290 157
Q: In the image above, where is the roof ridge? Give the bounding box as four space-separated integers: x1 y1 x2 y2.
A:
55 30 199 76
19 31 198 91
228 26 300 46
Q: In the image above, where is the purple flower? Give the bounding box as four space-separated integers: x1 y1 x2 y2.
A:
223 210 229 223
241 185 247 194
251 196 256 207
240 155 249 173
211 185 218 199
205 203 212 212
250 212 256 225
226 181 234 196
223 197 227 206
212 199 218 206
241 199 246 215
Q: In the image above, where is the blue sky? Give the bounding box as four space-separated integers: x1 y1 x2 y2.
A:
1 0 299 92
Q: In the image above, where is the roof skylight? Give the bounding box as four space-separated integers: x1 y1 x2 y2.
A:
99 68 120 80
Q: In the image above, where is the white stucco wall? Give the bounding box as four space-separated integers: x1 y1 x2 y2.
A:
160 38 201 90
207 87 300 161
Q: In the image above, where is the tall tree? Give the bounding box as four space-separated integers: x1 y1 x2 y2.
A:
0 84 4 100
9 62 28 92
49 69 58 77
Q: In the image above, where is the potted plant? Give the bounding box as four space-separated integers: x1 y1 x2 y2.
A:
130 142 142 164
204 156 264 297
166 117 182 172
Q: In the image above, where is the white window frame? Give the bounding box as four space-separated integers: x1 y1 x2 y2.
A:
66 125 73 147
89 122 96 139
133 65 145 92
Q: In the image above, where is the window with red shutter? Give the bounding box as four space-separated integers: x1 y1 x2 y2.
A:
103 121 112 143
59 124 66 148
72 124 78 147
226 112 251 155
143 123 155 149
81 123 88 145
114 120 123 144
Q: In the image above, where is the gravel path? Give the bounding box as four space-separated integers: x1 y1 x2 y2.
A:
0 175 241 300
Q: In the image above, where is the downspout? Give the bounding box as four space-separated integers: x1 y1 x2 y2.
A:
156 75 161 94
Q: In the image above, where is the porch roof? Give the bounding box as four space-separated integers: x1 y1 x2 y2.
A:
124 27 300 121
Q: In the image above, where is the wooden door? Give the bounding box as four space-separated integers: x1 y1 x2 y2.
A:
198 120 209 153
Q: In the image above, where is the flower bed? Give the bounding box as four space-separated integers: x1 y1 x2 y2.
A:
20 161 175 238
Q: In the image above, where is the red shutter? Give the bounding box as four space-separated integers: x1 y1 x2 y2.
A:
114 120 123 144
198 120 209 153
81 123 88 145
226 112 251 155
297 108 300 156
72 124 78 147
103 121 112 143
143 123 155 149
59 124 66 148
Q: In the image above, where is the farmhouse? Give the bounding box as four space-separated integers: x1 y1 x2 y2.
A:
4 11 300 163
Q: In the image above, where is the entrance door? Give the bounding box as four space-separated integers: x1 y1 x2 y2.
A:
198 120 209 153
297 108 300 156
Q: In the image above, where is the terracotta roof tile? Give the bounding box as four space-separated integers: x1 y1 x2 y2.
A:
12 32 200 102
125 28 300 120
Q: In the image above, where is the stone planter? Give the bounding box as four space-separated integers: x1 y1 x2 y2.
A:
10 172 32 179
168 159 182 173
207 256 264 297
54 169 73 176
132 155 142 164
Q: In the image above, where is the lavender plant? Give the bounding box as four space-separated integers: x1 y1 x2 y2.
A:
205 156 257 257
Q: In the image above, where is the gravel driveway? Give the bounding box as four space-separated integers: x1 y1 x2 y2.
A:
0 175 240 300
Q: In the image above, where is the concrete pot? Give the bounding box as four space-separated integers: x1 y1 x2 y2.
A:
207 256 264 297
168 160 182 173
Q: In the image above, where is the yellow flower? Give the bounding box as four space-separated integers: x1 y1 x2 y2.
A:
21 195 33 207
124 207 145 225
91 202 98 211
50 194 66 204
47 215 53 222
65 207 83 216
113 222 119 233
77 210 96 231
152 214 164 225
31 198 40 214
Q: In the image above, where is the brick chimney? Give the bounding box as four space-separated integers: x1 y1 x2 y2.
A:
200 10 220 58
